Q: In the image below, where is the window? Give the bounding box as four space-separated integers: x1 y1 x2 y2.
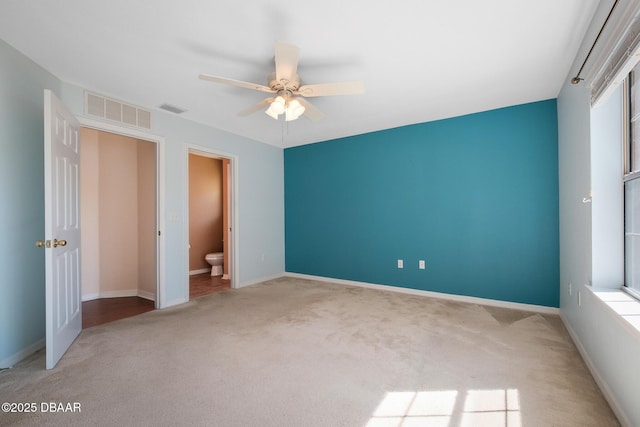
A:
624 62 640 300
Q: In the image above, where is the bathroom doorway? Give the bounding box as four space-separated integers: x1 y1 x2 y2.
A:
187 148 234 299
79 128 159 326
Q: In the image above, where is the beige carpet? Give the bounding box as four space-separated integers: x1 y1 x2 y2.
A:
0 277 618 426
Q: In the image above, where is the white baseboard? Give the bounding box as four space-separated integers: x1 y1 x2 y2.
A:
82 292 100 302
189 268 210 276
137 290 156 302
284 272 560 315
0 338 45 369
82 289 156 302
560 312 631 427
238 272 286 289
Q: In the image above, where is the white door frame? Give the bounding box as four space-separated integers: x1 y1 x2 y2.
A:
185 144 239 295
78 117 167 308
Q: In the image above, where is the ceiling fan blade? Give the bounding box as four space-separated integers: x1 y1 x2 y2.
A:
297 81 364 97
296 98 324 121
237 98 274 117
199 74 274 94
274 42 300 83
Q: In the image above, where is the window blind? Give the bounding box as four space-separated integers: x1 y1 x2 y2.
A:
589 2 640 106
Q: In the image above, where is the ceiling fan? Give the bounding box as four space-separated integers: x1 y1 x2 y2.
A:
199 42 364 122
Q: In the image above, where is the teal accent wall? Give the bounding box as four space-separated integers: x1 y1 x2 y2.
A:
285 99 559 307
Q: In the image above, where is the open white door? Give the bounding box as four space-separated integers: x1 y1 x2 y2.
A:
43 90 82 369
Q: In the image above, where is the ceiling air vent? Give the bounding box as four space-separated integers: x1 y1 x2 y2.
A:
159 103 187 114
84 91 152 130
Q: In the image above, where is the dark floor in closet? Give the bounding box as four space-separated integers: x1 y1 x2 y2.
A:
82 297 154 329
82 274 231 328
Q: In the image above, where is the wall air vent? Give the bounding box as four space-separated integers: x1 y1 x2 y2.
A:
84 91 152 130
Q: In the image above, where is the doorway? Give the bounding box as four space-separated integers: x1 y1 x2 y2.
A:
187 148 235 299
79 127 159 326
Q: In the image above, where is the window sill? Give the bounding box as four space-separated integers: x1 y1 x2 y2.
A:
587 286 640 338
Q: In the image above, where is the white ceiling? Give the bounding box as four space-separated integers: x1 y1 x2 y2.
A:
0 1 600 148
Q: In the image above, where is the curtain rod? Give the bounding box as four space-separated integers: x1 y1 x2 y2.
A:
571 0 620 84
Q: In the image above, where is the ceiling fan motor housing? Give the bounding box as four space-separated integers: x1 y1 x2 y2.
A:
268 72 301 93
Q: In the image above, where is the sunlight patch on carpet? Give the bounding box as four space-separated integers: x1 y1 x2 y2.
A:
367 388 521 427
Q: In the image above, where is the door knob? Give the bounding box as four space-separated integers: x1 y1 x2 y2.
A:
53 239 67 248
36 240 51 248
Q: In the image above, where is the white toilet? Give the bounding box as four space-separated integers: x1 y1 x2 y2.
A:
205 252 224 276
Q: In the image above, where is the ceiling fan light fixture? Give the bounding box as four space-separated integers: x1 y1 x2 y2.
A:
285 99 305 121
271 96 286 114
265 107 280 120
265 95 285 120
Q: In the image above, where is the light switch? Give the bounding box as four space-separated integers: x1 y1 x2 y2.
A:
397 259 403 269
419 260 425 269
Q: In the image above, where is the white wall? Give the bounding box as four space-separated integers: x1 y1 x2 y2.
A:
58 84 285 307
1 36 284 365
0 38 62 367
558 2 640 424
557 70 592 319
590 88 623 288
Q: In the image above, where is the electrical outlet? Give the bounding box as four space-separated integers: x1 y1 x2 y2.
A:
397 259 403 269
419 260 425 269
